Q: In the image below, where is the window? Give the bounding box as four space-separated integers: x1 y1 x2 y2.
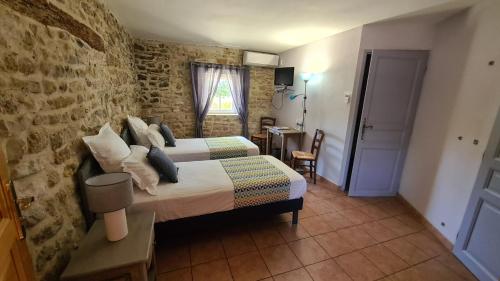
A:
208 76 237 115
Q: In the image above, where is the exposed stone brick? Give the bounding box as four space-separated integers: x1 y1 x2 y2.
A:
134 40 275 138
6 137 26 162
18 56 35 74
0 1 140 280
42 80 57 95
30 216 63 245
23 205 46 228
27 129 49 154
3 52 18 72
46 170 60 188
10 159 42 178
0 119 14 136
11 78 41 94
53 144 71 165
45 96 75 110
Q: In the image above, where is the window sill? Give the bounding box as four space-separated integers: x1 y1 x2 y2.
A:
207 113 239 116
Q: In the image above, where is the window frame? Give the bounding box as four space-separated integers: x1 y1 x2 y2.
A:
207 75 238 116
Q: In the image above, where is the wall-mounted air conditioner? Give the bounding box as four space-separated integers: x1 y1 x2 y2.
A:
243 51 279 67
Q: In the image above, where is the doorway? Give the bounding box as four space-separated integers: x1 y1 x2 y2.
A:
345 52 372 192
345 50 429 197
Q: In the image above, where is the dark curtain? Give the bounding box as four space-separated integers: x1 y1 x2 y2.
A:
226 67 250 138
190 62 223 137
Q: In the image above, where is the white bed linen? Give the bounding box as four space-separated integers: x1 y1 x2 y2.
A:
129 155 307 222
163 136 259 162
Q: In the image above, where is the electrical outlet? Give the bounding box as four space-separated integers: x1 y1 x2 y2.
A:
344 91 351 104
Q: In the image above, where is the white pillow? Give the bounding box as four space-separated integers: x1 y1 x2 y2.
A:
82 123 131 173
122 145 159 195
127 115 149 146
146 124 165 148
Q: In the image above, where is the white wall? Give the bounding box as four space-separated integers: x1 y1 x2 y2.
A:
274 27 362 184
399 0 500 243
360 20 436 50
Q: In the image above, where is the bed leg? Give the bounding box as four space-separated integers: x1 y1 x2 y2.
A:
292 210 299 225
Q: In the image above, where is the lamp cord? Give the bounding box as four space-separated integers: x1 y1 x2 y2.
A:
271 89 284 110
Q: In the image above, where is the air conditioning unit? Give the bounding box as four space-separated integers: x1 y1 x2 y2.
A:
243 51 279 67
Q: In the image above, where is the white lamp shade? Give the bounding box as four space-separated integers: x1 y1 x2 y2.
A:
300 72 313 82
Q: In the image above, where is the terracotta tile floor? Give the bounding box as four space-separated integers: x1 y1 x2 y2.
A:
155 179 477 281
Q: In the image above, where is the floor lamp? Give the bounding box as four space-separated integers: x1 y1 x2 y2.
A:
289 73 312 133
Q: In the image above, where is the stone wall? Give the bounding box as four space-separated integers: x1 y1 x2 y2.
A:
134 40 275 138
0 0 140 280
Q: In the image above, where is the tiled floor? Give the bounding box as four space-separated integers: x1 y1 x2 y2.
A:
155 179 477 281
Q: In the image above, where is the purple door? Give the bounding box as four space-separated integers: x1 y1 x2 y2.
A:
348 50 428 197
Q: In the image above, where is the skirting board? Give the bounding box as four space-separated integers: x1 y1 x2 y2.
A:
397 194 454 251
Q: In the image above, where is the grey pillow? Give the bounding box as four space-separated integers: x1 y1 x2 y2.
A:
146 145 178 183
159 123 176 147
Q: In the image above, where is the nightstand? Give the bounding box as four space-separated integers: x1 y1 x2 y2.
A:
61 211 156 281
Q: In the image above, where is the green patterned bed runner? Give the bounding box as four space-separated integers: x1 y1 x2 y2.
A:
205 137 248 160
220 156 291 208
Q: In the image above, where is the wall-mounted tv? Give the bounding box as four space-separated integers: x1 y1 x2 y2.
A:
274 67 294 86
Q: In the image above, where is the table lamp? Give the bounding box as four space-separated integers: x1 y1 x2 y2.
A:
85 173 133 242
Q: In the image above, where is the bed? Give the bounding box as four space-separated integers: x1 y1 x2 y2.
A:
123 125 260 162
77 129 305 229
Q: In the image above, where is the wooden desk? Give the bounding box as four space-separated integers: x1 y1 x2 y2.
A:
266 127 304 161
61 212 156 281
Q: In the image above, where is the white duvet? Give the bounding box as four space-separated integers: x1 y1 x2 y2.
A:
129 155 307 222
163 136 260 162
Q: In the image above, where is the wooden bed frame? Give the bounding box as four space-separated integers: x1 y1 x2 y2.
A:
76 126 303 231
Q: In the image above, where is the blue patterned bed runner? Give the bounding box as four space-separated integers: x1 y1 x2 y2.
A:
205 137 248 160
219 156 291 208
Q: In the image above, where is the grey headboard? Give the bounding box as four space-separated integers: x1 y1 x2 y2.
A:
77 155 103 229
77 124 134 229
120 124 135 146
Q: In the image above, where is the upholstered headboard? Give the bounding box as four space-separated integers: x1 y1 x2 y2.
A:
120 124 135 146
77 125 134 229
77 154 102 229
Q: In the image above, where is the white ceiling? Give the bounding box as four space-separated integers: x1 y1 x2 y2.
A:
103 0 474 53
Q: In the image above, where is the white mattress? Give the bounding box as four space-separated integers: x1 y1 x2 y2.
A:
163 136 260 162
129 155 307 222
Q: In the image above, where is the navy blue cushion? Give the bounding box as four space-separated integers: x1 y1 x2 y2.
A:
159 123 176 147
147 145 178 183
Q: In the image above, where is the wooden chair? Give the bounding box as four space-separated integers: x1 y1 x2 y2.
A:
251 117 276 153
291 129 325 184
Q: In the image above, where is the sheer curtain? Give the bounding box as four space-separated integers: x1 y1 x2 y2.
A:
226 67 250 138
190 62 223 137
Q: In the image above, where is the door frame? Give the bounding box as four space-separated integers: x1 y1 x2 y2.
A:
339 49 371 190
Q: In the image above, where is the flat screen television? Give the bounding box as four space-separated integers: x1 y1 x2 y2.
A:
274 67 294 86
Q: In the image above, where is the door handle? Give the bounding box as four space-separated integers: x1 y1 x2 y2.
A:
360 118 374 141
17 196 35 211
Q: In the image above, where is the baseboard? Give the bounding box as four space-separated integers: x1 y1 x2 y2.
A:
316 174 342 188
397 194 454 251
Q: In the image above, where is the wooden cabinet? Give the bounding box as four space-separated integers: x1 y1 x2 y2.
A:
61 212 156 281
